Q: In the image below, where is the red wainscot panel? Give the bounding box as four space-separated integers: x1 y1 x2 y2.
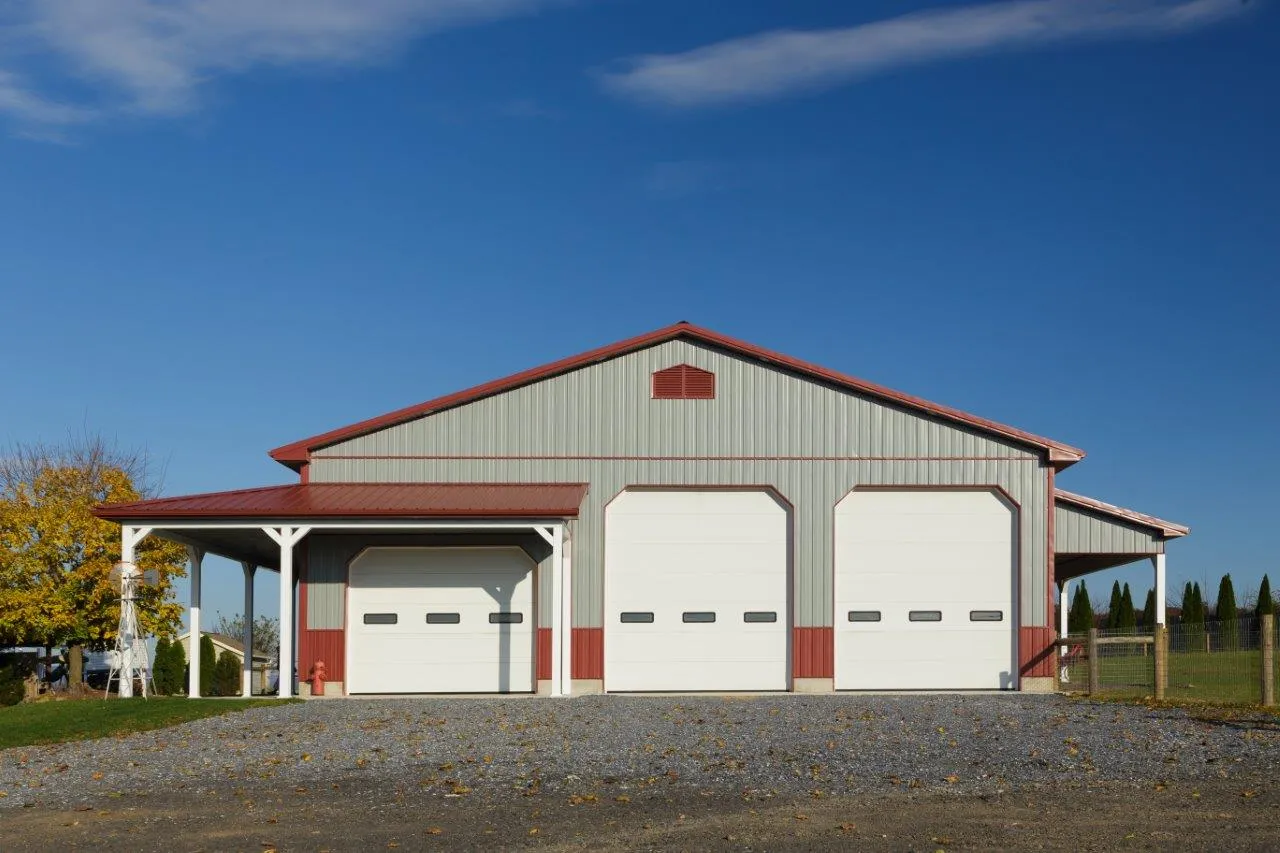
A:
1018 626 1057 678
536 628 552 681
298 628 346 685
571 628 603 680
792 627 833 679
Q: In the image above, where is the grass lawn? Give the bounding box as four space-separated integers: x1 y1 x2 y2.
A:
1064 647 1276 704
0 697 296 750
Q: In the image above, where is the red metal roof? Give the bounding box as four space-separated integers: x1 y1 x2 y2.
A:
1054 488 1189 538
269 321 1086 469
93 482 589 521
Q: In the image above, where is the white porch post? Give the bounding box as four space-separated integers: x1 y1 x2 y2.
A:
547 525 564 697
1058 579 1071 684
1153 553 1167 626
187 545 204 698
241 562 256 697
264 527 310 699
1059 579 1070 638
559 526 572 697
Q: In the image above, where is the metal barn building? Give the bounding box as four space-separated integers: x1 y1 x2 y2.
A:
96 322 1188 698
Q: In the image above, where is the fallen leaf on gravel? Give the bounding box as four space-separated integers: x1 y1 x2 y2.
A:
1242 789 1258 799
387 843 400 848
425 827 442 835
615 795 631 803
838 822 856 833
91 772 104 781
945 775 959 784
1154 782 1168 792
794 813 809 821
301 754 311 761
528 827 540 835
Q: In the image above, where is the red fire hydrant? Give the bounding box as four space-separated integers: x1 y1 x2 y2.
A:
307 660 326 698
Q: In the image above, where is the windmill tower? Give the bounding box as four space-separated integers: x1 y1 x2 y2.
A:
106 561 158 699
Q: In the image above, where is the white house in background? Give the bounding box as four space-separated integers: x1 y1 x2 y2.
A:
177 631 273 694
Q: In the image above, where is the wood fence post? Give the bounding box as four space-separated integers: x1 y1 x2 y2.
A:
1154 624 1167 701
1088 628 1100 696
1262 614 1275 708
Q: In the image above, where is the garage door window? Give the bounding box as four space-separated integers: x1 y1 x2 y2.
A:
909 610 942 622
363 613 398 625
425 613 461 624
970 610 1003 622
743 611 777 623
848 611 881 622
682 611 716 623
619 612 654 623
489 612 524 624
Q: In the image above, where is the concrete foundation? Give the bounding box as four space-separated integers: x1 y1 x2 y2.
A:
793 677 835 694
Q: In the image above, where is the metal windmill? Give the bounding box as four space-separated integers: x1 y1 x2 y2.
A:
105 561 158 699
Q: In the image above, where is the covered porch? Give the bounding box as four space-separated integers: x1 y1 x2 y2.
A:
94 483 588 698
1053 488 1190 677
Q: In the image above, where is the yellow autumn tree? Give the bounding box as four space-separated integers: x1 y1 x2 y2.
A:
0 436 186 683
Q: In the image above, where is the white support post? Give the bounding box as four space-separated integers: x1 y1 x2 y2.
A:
1153 553 1167 626
1058 579 1070 685
1059 580 1070 638
559 526 572 697
187 545 204 698
264 527 310 699
241 562 256 697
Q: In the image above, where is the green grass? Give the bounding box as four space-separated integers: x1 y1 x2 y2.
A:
1064 647 1277 704
0 697 296 750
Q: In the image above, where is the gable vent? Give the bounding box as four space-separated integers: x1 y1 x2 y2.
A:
652 364 716 400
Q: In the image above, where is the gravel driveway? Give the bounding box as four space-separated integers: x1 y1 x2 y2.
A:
3 694 1276 811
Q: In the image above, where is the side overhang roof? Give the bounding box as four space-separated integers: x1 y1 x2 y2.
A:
268 321 1086 469
1054 489 1189 539
94 482 590 521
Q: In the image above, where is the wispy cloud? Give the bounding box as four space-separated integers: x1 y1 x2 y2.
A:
0 0 563 134
601 0 1252 108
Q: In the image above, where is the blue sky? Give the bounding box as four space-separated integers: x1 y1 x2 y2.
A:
1 0 1277 627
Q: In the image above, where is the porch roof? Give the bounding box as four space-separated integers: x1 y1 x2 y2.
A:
1054 488 1189 581
93 482 590 522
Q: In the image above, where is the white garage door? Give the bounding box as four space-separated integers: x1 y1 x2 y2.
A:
604 490 789 692
346 547 535 694
834 490 1016 690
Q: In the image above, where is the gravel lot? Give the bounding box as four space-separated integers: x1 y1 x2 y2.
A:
3 694 1277 810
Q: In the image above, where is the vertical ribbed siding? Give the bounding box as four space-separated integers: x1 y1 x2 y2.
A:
308 339 1054 630
316 341 1037 460
1054 504 1165 554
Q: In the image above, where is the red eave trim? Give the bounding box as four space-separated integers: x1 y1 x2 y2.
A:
269 321 1086 468
1054 488 1189 538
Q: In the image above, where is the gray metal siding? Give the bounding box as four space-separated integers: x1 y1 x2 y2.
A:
317 341 1038 461
1055 504 1164 555
308 340 1052 628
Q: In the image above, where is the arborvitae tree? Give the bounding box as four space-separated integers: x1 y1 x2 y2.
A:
1217 574 1239 650
199 634 217 697
213 650 241 697
1068 582 1095 635
1181 582 1195 624
1118 583 1137 631
1257 575 1275 618
155 636 186 695
152 637 173 694
1141 589 1157 629
1190 583 1205 627
1107 581 1123 630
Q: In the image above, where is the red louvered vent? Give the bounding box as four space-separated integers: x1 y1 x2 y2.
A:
652 364 716 400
